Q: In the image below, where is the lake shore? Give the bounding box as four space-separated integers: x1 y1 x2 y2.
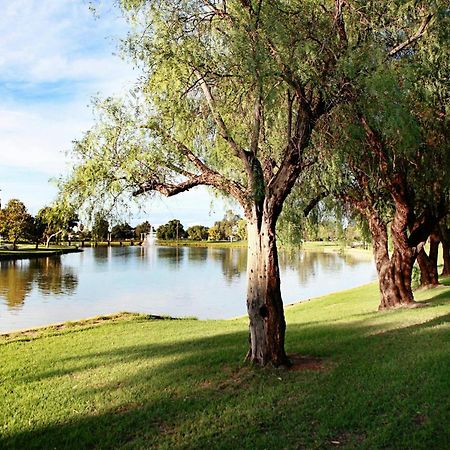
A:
0 246 82 261
1 277 449 449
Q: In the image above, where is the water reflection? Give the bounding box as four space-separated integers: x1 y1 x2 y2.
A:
0 258 78 310
156 246 185 268
187 247 208 263
0 261 34 309
217 248 247 282
0 245 376 333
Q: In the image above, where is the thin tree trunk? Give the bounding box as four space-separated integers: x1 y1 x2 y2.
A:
246 215 289 366
416 230 440 287
368 213 416 310
440 225 450 276
46 230 63 248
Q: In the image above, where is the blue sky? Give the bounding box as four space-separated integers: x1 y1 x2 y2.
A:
0 0 233 227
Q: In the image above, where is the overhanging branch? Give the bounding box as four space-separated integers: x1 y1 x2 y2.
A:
387 13 433 58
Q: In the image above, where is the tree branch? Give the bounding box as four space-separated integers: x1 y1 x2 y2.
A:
387 13 433 58
139 124 250 210
303 191 329 217
192 69 249 162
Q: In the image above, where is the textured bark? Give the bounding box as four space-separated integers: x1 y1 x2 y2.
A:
246 215 289 366
417 229 440 287
368 213 416 310
440 225 450 276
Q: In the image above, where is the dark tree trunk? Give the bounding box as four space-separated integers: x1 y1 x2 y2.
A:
440 225 450 276
416 229 440 287
368 213 416 310
246 214 289 366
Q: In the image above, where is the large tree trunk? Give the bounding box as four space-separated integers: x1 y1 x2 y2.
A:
416 229 440 288
440 225 450 276
246 215 289 367
368 213 416 310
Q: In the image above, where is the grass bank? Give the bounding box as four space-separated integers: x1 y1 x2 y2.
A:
1 280 449 449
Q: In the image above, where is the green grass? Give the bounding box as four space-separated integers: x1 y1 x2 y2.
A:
1 279 449 449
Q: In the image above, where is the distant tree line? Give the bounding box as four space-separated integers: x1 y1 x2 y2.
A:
0 199 153 248
156 211 247 242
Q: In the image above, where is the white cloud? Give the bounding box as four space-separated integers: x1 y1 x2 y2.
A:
0 0 131 86
0 0 134 174
0 0 231 222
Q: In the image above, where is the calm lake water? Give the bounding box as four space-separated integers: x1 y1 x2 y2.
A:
0 245 376 333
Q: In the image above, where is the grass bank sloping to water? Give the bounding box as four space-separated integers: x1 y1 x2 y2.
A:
1 279 449 449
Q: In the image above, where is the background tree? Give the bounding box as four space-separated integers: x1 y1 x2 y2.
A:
135 221 152 239
111 222 135 240
26 215 46 249
36 206 78 248
187 225 209 241
91 214 110 242
156 220 186 240
207 225 223 241
0 199 32 249
59 0 443 365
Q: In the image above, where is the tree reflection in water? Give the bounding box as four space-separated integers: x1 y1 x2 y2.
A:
209 247 247 283
156 246 185 269
277 249 361 285
0 261 34 309
0 257 78 310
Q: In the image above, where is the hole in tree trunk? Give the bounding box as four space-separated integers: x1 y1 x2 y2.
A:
259 305 268 318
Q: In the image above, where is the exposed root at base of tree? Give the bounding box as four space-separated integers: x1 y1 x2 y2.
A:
378 301 427 311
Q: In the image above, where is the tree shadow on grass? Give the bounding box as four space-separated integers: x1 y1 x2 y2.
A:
1 296 449 449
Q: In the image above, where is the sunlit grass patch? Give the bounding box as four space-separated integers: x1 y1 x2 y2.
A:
1 280 449 449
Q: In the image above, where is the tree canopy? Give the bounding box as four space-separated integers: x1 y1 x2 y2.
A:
0 199 32 248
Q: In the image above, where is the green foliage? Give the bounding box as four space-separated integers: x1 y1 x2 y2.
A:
0 199 32 247
208 225 223 241
111 222 135 240
91 214 110 241
36 205 78 245
156 219 186 240
134 221 152 239
186 225 209 241
207 210 243 241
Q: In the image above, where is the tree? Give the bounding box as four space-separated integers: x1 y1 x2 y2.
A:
59 1 443 365
91 214 109 242
0 199 32 249
315 62 448 308
156 220 186 240
208 210 242 241
135 221 152 239
208 225 223 241
36 206 78 248
416 228 440 288
111 222 135 240
187 225 209 241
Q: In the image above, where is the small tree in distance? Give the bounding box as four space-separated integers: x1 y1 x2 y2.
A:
91 214 109 242
111 222 135 240
156 220 186 241
135 221 152 239
187 225 209 241
0 199 31 249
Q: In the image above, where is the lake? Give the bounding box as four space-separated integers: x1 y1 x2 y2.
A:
0 245 376 333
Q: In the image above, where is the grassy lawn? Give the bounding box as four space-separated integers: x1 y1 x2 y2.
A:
1 279 449 449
